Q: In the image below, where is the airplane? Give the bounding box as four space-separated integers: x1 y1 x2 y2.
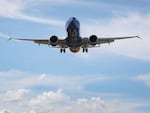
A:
10 17 140 53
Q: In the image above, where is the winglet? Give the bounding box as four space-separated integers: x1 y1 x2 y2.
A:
8 37 12 40
136 36 142 39
8 37 17 40
8 33 13 40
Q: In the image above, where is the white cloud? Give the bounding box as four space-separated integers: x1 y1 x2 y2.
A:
0 0 86 26
0 33 9 39
0 110 12 113
38 73 46 80
0 0 138 27
0 70 110 91
0 69 26 77
4 89 29 102
133 74 150 87
23 0 103 8
0 0 64 26
0 0 23 18
29 89 69 106
29 89 70 113
0 70 149 113
0 89 144 113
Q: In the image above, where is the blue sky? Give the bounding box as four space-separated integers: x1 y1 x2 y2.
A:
0 0 150 113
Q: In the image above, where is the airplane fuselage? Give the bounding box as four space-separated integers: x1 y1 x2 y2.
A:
65 17 82 52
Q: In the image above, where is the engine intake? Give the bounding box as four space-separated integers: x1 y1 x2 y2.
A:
49 35 58 46
89 35 98 45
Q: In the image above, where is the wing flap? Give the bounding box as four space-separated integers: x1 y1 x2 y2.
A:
97 36 140 44
9 37 68 48
34 40 49 44
82 36 140 48
10 38 49 44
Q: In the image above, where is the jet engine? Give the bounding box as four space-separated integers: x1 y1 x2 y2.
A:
49 35 58 46
89 35 98 45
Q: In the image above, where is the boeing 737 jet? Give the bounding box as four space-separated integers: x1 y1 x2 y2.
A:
10 17 139 53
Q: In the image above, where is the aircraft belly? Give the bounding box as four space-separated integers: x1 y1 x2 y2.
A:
67 40 81 48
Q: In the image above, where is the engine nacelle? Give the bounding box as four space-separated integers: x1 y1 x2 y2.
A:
89 35 98 45
49 35 58 46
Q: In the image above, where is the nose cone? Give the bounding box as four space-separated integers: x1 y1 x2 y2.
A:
72 17 76 20
66 17 80 30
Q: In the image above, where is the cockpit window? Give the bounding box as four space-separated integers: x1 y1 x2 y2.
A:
65 17 80 30
72 17 76 20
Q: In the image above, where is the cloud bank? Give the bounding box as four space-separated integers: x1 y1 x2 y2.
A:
0 69 149 113
0 89 142 113
0 70 110 91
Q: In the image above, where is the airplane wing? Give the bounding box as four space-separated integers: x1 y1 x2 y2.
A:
9 35 140 50
9 37 67 48
97 36 140 44
82 36 140 48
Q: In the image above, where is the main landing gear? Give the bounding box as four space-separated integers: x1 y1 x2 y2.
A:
60 48 66 53
83 48 88 53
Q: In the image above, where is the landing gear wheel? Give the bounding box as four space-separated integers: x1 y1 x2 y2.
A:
60 48 66 53
85 48 88 53
64 49 66 53
83 48 88 53
83 48 85 53
60 49 63 53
